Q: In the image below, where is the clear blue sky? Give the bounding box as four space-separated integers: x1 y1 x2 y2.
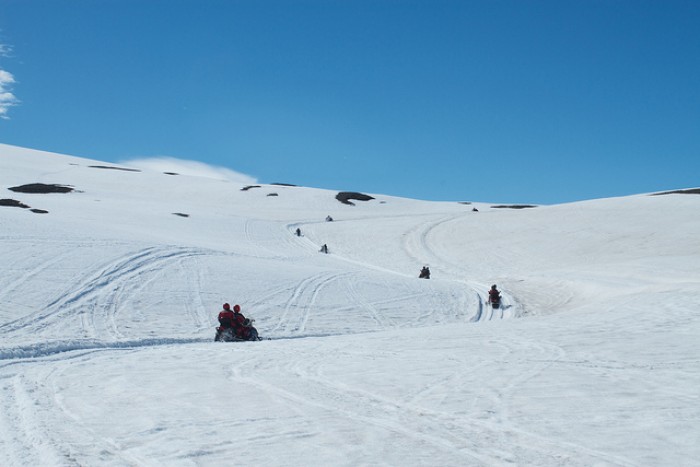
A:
1 0 698 204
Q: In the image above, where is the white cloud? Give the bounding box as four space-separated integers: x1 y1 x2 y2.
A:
0 43 18 119
120 157 258 184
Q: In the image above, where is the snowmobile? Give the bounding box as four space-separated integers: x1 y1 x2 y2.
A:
487 285 502 309
419 267 430 279
214 318 261 342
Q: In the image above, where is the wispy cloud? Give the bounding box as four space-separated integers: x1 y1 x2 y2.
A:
0 43 18 120
120 157 258 184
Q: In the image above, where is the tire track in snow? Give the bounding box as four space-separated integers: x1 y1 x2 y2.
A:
402 214 457 271
0 249 73 312
0 363 154 466
232 339 635 467
344 274 389 328
0 374 70 466
342 274 432 330
243 218 273 259
244 218 304 260
270 271 350 336
270 272 325 333
469 335 637 466
228 355 508 465
0 337 209 363
183 255 211 331
0 246 213 340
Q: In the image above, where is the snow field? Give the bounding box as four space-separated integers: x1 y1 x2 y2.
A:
1 143 699 466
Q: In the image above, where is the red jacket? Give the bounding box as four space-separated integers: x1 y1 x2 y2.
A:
218 310 235 328
233 311 247 326
233 312 250 338
218 309 249 337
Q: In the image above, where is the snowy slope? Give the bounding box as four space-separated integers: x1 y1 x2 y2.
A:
1 143 699 466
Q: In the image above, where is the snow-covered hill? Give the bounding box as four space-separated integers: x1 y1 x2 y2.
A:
1 143 699 466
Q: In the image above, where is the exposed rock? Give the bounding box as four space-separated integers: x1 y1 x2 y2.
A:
88 165 141 172
8 184 74 194
652 188 700 195
336 192 375 206
0 198 30 208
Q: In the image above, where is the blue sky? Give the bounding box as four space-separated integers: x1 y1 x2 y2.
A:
1 0 698 204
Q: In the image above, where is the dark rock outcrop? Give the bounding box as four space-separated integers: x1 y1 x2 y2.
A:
336 192 375 206
491 205 537 209
0 198 30 208
88 165 141 172
652 188 700 195
8 183 74 194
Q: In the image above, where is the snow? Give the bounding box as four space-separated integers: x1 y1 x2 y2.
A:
1 142 699 466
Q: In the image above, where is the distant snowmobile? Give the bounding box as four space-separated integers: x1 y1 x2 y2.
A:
488 285 501 309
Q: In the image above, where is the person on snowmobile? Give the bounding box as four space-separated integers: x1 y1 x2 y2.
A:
216 303 258 341
218 303 235 327
231 304 250 339
215 303 236 340
488 285 501 308
419 266 430 279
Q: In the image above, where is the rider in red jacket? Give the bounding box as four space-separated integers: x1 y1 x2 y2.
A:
231 304 250 339
218 303 235 329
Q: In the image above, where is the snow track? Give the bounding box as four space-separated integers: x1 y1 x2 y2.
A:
0 373 69 466
0 337 208 362
271 271 350 335
1 246 216 342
